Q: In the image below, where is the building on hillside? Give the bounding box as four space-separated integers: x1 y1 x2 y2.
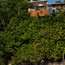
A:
48 1 65 15
28 0 65 16
28 0 48 16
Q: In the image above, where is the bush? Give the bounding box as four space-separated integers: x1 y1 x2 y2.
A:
0 0 65 64
1 15 65 65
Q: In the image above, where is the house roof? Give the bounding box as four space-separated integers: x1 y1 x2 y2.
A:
28 0 47 3
48 3 65 6
28 1 48 6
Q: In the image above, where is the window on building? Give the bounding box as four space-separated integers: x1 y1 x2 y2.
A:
31 6 47 10
37 6 47 10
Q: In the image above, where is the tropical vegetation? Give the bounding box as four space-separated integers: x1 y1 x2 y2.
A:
0 0 65 65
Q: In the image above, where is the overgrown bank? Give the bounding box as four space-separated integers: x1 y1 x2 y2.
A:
0 15 65 65
0 0 65 65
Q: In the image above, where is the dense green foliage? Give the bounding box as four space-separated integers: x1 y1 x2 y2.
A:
0 0 65 65
0 0 28 31
0 16 65 65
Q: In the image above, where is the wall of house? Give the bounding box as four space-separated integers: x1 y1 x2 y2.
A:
48 4 65 15
28 1 49 16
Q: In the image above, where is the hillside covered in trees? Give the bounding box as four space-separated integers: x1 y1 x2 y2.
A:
0 0 65 65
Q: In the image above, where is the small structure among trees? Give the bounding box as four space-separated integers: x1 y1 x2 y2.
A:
48 0 65 15
28 0 48 16
28 0 65 16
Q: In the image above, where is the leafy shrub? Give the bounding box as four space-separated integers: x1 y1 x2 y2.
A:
0 0 65 65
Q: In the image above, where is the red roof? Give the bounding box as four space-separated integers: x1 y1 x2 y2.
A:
29 1 48 6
